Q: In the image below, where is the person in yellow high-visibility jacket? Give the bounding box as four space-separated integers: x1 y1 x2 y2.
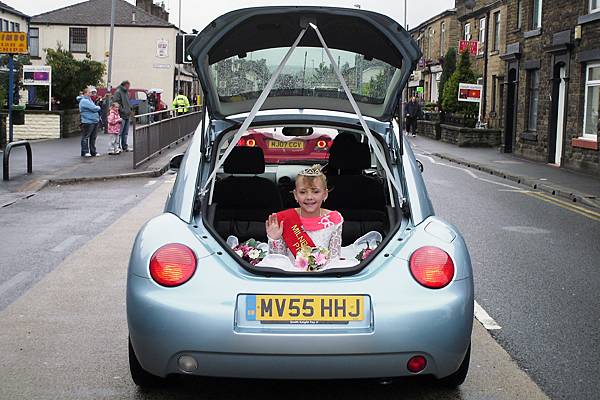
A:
172 90 190 115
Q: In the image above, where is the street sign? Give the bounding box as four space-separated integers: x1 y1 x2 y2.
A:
458 83 482 103
0 31 28 54
23 66 52 86
416 86 424 94
156 39 169 58
458 40 478 56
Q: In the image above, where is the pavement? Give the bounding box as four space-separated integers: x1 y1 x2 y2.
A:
0 130 190 207
407 134 600 210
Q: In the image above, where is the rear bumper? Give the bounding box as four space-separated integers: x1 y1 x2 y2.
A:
127 270 473 379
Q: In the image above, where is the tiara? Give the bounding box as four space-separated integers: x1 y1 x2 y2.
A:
299 165 323 177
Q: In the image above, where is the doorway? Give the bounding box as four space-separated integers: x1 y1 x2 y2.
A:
504 68 518 153
548 65 567 165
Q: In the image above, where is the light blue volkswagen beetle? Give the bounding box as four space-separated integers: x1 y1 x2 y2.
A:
127 6 473 388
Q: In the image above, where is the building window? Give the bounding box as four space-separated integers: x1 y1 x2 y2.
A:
517 0 523 29
427 27 432 59
478 17 486 55
29 27 39 58
2 19 8 31
532 0 542 29
10 22 15 32
15 23 20 32
591 0 600 13
493 12 501 51
69 27 87 53
464 23 471 41
527 69 540 131
491 75 497 112
583 63 600 139
440 21 446 56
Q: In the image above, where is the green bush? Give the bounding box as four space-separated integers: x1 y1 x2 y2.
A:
441 50 479 114
45 45 105 109
438 47 456 105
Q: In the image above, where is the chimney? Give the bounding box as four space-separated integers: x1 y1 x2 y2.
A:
135 0 152 13
132 11 136 24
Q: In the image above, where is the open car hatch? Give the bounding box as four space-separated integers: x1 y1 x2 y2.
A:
189 6 421 122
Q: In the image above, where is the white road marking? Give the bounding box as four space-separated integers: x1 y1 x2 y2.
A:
498 189 534 193
474 301 502 330
477 177 521 190
144 180 157 187
50 235 83 253
0 271 32 295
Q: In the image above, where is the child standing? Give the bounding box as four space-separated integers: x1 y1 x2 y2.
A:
107 102 122 154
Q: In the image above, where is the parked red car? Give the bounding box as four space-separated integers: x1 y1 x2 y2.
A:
236 127 338 163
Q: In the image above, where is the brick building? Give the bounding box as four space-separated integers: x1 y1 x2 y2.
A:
408 9 460 103
456 0 508 128
502 0 599 174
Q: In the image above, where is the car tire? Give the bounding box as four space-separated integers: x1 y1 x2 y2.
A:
438 343 470 388
128 337 165 387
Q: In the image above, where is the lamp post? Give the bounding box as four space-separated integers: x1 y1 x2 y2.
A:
106 0 116 93
177 0 182 93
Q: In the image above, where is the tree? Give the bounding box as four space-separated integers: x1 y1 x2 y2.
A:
441 50 479 114
0 54 31 109
45 46 105 109
438 47 456 106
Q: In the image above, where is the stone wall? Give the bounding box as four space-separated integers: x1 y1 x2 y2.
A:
0 109 81 143
417 120 441 140
440 124 502 147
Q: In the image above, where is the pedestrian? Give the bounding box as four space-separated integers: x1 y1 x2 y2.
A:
172 89 190 116
107 102 123 155
78 87 101 157
404 96 422 137
113 80 133 152
98 93 110 133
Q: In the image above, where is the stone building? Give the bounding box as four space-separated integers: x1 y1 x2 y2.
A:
408 9 460 103
455 0 508 128
502 0 599 174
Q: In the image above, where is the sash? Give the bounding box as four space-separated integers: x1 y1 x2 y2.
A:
277 209 316 257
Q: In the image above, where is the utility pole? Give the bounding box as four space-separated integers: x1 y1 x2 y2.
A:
106 0 116 93
177 0 182 93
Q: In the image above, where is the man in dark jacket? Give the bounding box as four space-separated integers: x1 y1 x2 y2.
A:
404 96 422 137
113 80 133 151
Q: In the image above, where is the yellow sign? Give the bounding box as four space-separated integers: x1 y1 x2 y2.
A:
252 295 364 322
0 31 28 54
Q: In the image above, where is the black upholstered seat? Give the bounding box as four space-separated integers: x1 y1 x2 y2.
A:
212 147 282 242
326 136 387 245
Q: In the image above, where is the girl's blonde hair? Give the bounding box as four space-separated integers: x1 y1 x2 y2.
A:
296 164 327 189
111 102 120 108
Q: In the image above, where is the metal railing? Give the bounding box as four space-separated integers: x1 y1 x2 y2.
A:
132 106 202 168
3 140 32 181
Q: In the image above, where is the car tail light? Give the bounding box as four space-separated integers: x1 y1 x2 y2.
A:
407 355 427 373
316 140 327 149
246 138 256 147
409 246 454 289
237 139 246 146
149 244 196 287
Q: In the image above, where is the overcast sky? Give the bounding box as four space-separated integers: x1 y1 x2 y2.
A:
4 0 454 32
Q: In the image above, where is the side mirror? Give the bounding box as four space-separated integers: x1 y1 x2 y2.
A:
416 159 424 173
169 153 184 171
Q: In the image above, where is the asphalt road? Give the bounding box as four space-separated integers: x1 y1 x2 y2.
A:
413 142 600 400
0 174 173 311
0 173 551 400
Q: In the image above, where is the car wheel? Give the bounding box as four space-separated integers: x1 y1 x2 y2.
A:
438 343 470 388
128 337 165 387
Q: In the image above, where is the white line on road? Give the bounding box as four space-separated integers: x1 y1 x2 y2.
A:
50 235 83 253
474 301 502 330
144 180 157 188
0 271 32 295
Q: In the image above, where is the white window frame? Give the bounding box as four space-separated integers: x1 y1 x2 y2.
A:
532 0 542 29
478 17 486 55
440 21 446 56
29 27 40 58
464 23 471 41
582 63 600 140
493 12 501 51
591 0 600 13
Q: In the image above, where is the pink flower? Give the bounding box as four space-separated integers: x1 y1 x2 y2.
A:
295 255 309 270
314 253 328 266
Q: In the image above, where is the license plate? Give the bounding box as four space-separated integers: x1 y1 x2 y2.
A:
245 295 364 323
267 140 304 149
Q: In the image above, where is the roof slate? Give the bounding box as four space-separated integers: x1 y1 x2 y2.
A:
0 1 30 18
31 0 174 28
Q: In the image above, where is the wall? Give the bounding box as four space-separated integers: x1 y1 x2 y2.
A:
31 24 178 105
0 110 80 142
440 123 502 147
